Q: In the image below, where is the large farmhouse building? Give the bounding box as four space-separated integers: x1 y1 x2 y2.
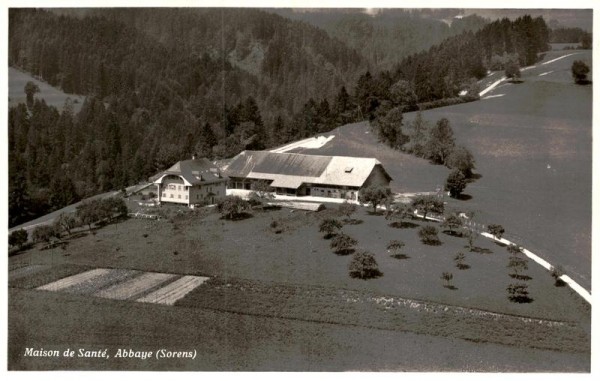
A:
151 157 228 206
223 151 392 201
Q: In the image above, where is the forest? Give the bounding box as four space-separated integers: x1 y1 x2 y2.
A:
9 9 556 227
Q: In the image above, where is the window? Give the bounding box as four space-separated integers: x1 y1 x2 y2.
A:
178 195 181 199
162 193 166 198
197 194 199 200
185 195 188 200
169 194 173 198
178 185 181 191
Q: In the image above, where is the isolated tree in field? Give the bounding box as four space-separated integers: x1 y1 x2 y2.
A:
419 225 441 245
24 81 40 108
217 196 250 220
445 169 467 198
465 229 477 252
445 146 475 178
571 60 590 84
508 256 529 278
359 185 391 213
349 250 382 279
387 240 405 258
454 252 469 270
487 224 505 239
9 229 28 250
374 106 408 149
32 225 59 244
551 265 566 287
411 195 444 220
338 201 357 222
507 283 531 303
506 244 522 255
386 203 412 222
54 213 78 236
505 61 521 82
441 272 454 288
330 233 358 255
442 214 463 235
319 218 343 239
424 118 456 165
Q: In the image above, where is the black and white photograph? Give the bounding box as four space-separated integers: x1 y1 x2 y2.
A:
3 0 596 373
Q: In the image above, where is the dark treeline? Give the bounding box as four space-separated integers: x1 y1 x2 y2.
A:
549 27 592 48
9 10 552 227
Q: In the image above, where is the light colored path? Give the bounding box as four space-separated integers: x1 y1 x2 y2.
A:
478 53 582 97
94 272 175 301
37 268 111 291
270 135 335 153
137 275 209 305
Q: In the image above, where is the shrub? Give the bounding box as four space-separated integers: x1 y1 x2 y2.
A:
217 196 250 220
319 218 342 239
487 224 505 239
349 251 382 279
442 214 463 235
330 233 357 255
386 240 405 256
454 252 469 270
338 201 357 221
418 225 440 245
441 272 454 288
9 229 28 249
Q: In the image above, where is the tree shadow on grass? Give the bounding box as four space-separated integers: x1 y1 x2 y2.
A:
509 296 534 303
470 246 493 254
554 279 567 287
221 212 253 221
442 230 464 237
443 285 458 290
334 248 356 256
367 211 384 216
456 264 471 270
391 254 410 260
389 221 419 229
422 239 442 246
455 194 473 201
494 241 507 248
510 274 532 281
344 218 363 225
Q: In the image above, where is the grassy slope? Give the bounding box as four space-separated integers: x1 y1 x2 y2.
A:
293 50 592 291
8 288 588 371
8 67 85 113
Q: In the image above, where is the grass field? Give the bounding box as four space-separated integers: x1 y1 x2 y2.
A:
8 67 85 113
291 50 592 292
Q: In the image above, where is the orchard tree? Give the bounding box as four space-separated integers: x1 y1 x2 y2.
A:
418 225 441 245
442 214 463 235
386 240 405 257
445 169 467 198
508 255 529 278
9 229 28 250
349 250 382 279
32 225 59 245
338 201 357 222
465 229 478 252
330 233 357 255
441 272 454 288
454 252 469 270
249 180 275 207
571 60 590 84
507 244 522 255
359 185 391 214
217 196 250 220
411 195 444 220
76 201 101 231
487 224 505 239
319 218 343 239
54 213 78 236
507 283 531 303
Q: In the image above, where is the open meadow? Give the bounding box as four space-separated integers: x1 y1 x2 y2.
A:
291 50 592 292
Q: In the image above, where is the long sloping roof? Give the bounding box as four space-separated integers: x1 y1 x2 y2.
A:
152 158 227 186
223 151 391 188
